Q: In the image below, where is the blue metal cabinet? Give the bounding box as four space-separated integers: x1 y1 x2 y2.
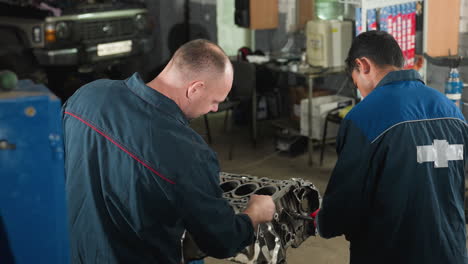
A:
0 80 69 264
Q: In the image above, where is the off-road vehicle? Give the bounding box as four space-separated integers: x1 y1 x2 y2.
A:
0 0 153 99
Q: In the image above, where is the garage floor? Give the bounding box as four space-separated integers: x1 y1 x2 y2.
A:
190 112 468 264
190 113 349 264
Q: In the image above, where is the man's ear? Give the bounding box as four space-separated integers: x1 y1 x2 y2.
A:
356 57 372 74
186 80 205 99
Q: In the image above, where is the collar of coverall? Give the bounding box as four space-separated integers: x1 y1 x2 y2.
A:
125 72 189 126
375 69 425 90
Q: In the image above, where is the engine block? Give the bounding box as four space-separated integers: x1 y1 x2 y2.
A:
183 172 321 264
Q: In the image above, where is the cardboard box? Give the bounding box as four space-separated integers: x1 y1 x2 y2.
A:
300 95 354 139
289 86 332 121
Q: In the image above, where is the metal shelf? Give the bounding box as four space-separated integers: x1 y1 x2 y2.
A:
339 0 421 9
423 53 468 67
270 118 302 137
337 0 361 6
339 0 422 34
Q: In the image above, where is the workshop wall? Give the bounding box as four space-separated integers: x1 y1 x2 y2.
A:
217 0 251 56
189 0 217 43
459 0 468 86
254 0 305 55
425 0 467 92
141 0 184 79
145 0 304 69
144 0 468 93
143 0 217 79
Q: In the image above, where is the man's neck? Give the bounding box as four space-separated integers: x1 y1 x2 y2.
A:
147 73 185 110
372 66 400 89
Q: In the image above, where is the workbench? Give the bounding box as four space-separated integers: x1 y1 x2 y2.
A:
267 64 347 165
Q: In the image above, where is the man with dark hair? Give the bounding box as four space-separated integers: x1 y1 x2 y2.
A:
316 31 468 263
62 39 276 264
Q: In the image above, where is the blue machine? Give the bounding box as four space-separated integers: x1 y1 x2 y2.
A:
0 80 69 264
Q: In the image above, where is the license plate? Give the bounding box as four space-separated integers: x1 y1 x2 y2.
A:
97 40 132 57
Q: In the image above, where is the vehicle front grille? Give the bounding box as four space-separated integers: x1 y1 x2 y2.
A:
77 18 135 42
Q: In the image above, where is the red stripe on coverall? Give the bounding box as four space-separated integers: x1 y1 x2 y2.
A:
65 111 175 185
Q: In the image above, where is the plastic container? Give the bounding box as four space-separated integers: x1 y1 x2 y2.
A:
315 0 344 20
445 68 463 108
306 20 353 68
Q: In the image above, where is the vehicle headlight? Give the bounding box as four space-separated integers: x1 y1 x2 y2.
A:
45 23 56 43
56 21 71 39
135 14 147 31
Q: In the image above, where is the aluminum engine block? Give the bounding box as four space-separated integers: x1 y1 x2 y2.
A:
183 172 321 264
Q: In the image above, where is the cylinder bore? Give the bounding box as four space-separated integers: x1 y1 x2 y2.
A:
255 186 277 196
220 181 240 192
234 183 258 197
299 189 320 213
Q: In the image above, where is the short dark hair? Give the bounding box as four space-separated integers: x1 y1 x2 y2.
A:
345 31 404 76
173 39 228 75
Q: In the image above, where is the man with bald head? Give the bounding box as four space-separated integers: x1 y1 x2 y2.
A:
62 39 275 264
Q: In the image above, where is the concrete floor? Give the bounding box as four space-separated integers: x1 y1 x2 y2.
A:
190 113 350 264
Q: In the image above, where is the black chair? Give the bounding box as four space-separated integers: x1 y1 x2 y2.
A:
203 60 257 159
203 99 240 160
320 107 344 166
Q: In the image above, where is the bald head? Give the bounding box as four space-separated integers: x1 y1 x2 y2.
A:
172 39 230 77
148 39 233 119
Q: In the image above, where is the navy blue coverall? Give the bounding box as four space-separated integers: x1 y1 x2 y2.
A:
318 70 468 263
62 73 254 263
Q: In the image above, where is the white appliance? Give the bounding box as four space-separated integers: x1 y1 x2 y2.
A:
306 20 353 68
